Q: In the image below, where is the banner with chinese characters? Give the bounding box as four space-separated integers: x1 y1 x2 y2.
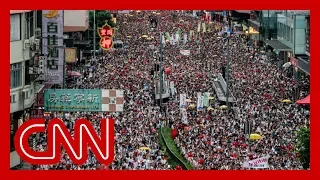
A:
42 10 64 85
98 23 115 50
44 89 124 112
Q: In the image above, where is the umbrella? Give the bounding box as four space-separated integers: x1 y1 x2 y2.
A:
282 99 292 103
209 97 215 100
139 147 150 151
250 134 262 140
220 105 228 109
186 99 192 102
207 107 214 111
188 104 196 108
141 35 148 38
67 71 81 77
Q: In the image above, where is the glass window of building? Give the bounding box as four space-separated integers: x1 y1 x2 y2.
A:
10 63 22 89
10 14 21 41
25 11 34 39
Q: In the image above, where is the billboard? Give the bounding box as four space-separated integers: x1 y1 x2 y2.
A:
44 89 124 112
42 10 64 85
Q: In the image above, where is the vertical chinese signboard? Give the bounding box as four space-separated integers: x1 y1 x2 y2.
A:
44 89 124 112
98 24 115 50
42 10 64 85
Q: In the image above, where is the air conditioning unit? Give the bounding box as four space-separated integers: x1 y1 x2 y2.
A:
33 39 40 51
23 39 30 50
35 28 41 38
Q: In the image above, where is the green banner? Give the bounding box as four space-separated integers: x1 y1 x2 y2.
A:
44 89 102 112
203 92 210 107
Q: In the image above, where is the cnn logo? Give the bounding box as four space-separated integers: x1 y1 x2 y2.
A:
14 118 114 165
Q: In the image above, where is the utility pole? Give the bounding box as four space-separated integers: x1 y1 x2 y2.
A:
159 31 163 110
226 11 231 110
93 10 96 63
226 36 230 110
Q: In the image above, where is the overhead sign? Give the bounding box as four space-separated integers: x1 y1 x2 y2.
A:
44 89 124 112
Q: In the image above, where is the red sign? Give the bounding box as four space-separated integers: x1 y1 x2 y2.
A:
100 37 113 50
98 24 115 38
14 118 114 165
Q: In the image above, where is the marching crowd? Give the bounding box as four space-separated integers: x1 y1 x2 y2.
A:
32 10 309 170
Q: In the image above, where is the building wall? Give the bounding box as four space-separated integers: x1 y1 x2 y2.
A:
10 10 38 168
305 16 310 56
276 11 307 55
10 11 37 114
64 10 89 32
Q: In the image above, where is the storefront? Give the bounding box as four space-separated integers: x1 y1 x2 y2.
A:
248 27 260 48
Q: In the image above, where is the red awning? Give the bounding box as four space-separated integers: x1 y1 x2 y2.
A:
296 95 310 104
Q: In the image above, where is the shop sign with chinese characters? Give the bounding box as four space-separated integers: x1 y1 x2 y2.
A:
44 89 124 112
98 23 115 50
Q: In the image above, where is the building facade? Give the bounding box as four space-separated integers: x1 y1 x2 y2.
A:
276 10 310 74
10 10 41 168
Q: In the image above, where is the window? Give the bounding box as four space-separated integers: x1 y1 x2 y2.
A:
23 91 29 99
25 12 34 39
10 63 22 89
10 94 16 103
48 35 58 45
286 26 290 41
25 60 31 85
10 14 21 41
48 23 58 33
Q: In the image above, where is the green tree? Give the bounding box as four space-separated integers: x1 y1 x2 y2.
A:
88 10 115 28
295 127 310 169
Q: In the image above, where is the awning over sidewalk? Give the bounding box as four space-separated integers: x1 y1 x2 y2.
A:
265 40 292 51
296 95 310 105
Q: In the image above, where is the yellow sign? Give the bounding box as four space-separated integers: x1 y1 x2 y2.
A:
44 10 59 18
65 48 77 63
249 27 259 34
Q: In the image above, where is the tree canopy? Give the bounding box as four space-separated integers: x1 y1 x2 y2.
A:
88 10 116 28
295 127 310 169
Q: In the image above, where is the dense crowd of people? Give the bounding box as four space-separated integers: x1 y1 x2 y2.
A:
31 10 310 170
